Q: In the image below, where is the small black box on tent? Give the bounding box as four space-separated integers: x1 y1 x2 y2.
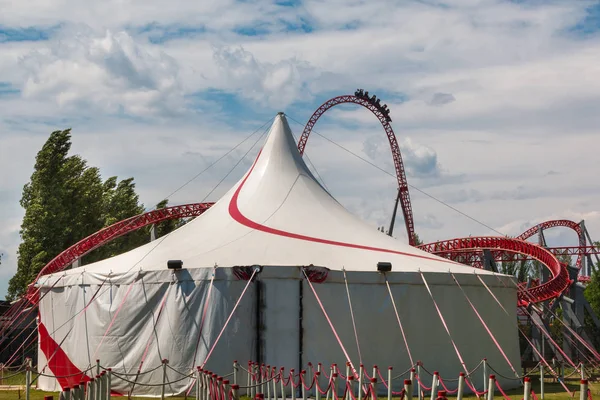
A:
167 260 183 270
377 261 392 272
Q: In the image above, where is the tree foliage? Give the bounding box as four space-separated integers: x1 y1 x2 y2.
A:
7 129 150 300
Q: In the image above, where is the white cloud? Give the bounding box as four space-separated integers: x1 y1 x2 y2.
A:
211 45 318 108
18 28 184 117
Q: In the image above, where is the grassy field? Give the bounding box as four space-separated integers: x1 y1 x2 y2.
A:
1 372 598 400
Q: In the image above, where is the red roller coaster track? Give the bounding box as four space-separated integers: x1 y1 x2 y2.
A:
297 95 417 246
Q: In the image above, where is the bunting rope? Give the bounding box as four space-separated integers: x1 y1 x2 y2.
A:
342 268 363 365
200 268 258 369
450 273 519 378
303 268 358 379
384 275 414 367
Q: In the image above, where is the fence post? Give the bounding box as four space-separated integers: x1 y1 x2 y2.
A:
315 371 321 400
580 363 585 380
387 367 392 400
456 373 464 400
251 364 256 399
196 368 202 400
359 364 364 400
486 375 495 400
302 370 307 400
224 379 230 400
0 363 3 385
290 369 296 400
580 380 588 400
523 377 531 400
25 364 31 400
107 369 112 400
326 366 333 400
96 360 100 377
332 373 338 400
161 359 168 400
231 384 239 400
417 363 422 400
280 368 286 400
404 380 412 400
233 361 238 386
540 363 544 400
266 367 272 400
347 376 354 400
96 375 102 400
271 368 277 400
482 359 487 393
370 377 377 400
429 372 438 400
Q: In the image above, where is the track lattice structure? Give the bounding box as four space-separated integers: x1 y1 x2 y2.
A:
26 202 214 300
297 94 417 246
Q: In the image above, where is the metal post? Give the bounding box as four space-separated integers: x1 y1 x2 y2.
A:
291 369 297 400
60 389 66 400
524 377 531 400
316 364 321 400
95 375 101 400
66 387 72 400
326 366 333 400
233 361 238 386
332 373 338 400
456 373 464 400
409 369 415 397
25 364 31 400
266 367 271 400
580 363 585 380
387 368 392 400
486 375 495 400
404 380 412 400
107 369 112 400
370 378 377 400
482 359 487 393
280 369 286 400
540 363 544 400
417 364 422 400
302 371 307 400
347 376 354 400
232 384 239 400
72 385 79 400
0 363 4 385
196 368 202 400
429 372 438 400
224 380 230 400
580 380 588 400
161 359 168 400
96 360 101 377
315 371 321 400
251 365 256 399
89 378 95 400
218 377 224 400
271 368 277 400
359 365 364 400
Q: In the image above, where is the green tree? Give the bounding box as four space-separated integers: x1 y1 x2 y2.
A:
7 129 146 300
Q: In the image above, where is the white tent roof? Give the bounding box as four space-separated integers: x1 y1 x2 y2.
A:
60 113 495 275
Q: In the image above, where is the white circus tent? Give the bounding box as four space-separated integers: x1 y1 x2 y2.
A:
36 113 520 395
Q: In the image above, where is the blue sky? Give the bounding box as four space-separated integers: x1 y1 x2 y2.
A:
1 0 600 298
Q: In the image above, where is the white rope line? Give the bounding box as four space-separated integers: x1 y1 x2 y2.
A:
342 268 363 365
384 276 414 367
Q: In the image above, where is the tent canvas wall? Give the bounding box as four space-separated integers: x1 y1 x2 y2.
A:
35 114 521 395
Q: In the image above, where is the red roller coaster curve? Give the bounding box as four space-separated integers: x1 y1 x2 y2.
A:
297 94 417 246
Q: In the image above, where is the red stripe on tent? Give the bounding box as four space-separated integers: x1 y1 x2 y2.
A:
38 322 90 389
229 150 454 264
38 322 123 395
